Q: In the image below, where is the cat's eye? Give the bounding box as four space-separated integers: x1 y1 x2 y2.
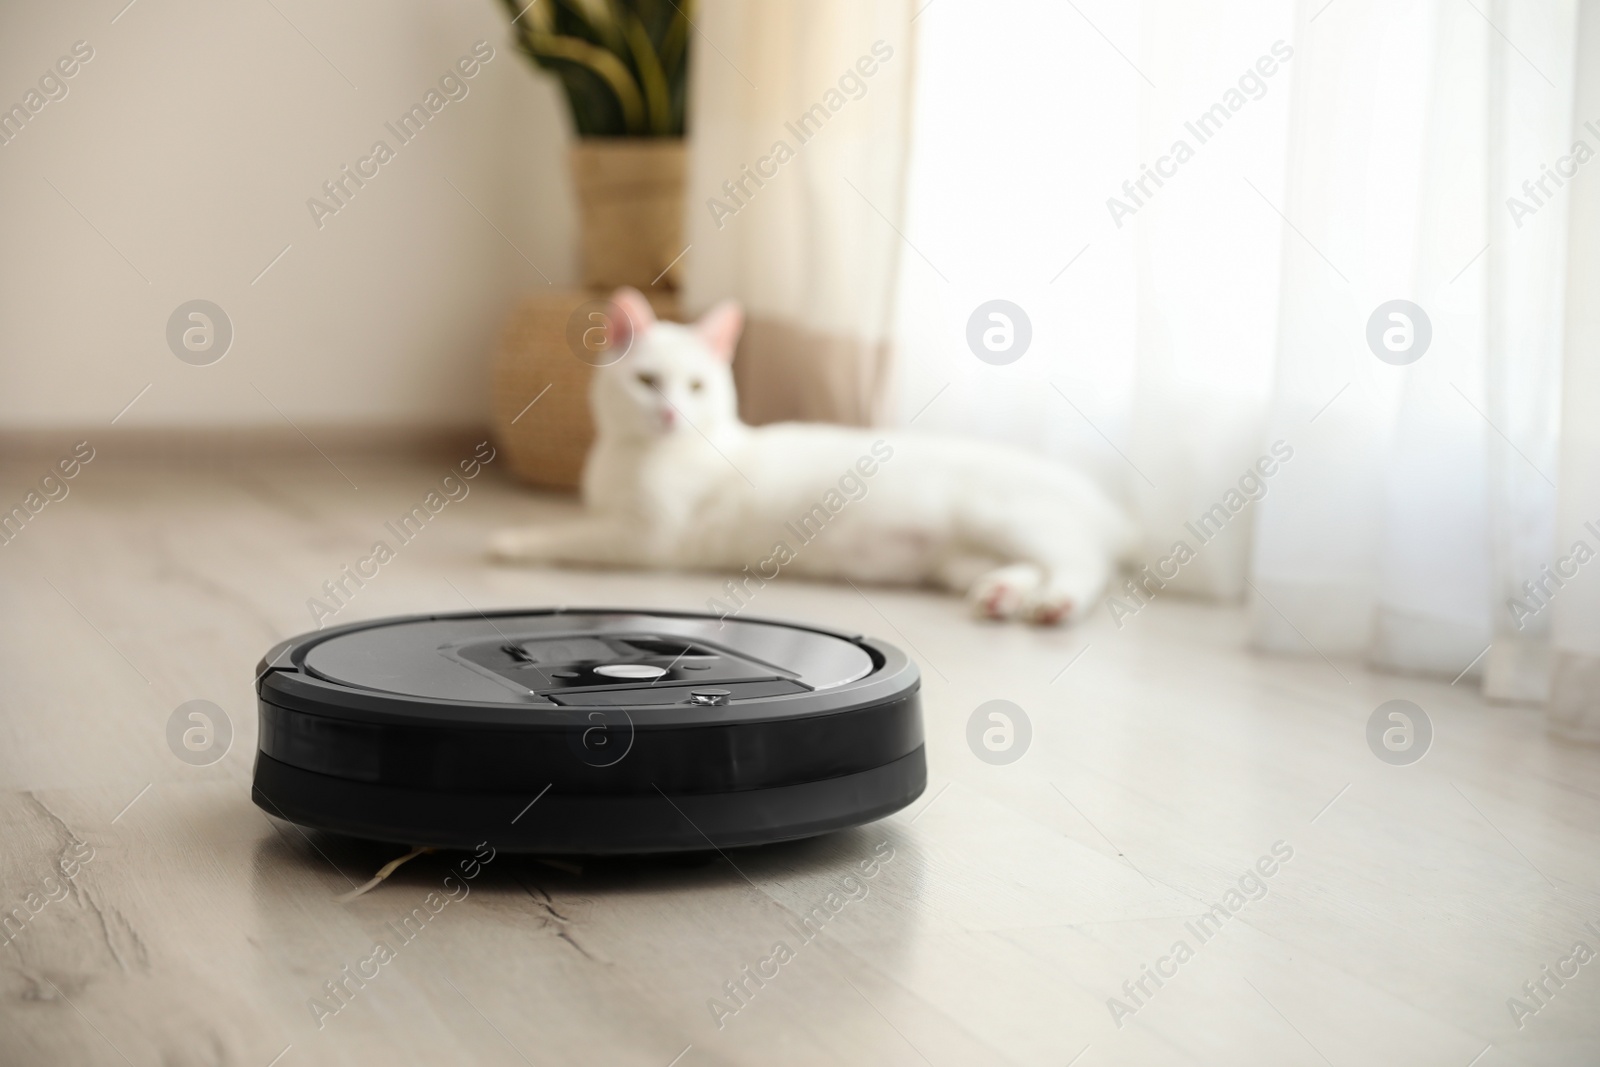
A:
636 373 659 389
689 379 704 393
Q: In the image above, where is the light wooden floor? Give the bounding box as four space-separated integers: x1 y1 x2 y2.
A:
3 449 1600 1067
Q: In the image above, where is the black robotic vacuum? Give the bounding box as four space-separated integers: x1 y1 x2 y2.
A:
251 609 925 853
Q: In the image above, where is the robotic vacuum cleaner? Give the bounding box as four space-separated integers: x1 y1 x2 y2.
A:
251 609 925 853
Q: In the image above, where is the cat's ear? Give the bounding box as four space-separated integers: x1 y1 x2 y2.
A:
694 299 744 363
606 287 656 351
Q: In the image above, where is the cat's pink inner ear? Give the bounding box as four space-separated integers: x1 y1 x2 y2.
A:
606 287 656 351
694 299 744 363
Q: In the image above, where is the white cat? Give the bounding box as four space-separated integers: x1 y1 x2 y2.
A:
490 288 1133 624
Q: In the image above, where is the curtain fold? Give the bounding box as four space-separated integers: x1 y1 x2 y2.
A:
680 0 917 427
1481 0 1574 703
1250 0 1455 664
1550 0 1600 741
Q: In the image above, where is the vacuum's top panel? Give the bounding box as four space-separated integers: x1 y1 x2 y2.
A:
297 611 876 706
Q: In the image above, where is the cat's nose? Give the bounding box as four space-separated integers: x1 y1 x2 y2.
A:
660 407 678 429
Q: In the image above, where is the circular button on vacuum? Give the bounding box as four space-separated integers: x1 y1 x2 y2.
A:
593 664 667 680
687 689 732 706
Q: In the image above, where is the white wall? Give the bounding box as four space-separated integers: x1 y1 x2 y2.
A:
0 0 576 431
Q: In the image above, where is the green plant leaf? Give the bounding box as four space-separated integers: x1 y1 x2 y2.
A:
566 0 628 56
624 13 673 136
499 0 691 137
658 5 689 77
526 31 647 134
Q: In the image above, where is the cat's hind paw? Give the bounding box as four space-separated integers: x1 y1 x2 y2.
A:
1021 589 1077 626
967 564 1043 621
1022 570 1106 626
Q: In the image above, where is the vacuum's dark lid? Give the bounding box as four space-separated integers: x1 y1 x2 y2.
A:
267 611 886 711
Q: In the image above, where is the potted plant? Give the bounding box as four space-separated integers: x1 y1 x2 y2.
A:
500 0 693 290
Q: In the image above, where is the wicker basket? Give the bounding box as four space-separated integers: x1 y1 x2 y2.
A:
491 289 681 491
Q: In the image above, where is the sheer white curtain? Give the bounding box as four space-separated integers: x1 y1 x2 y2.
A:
891 0 1295 598
681 0 917 426
893 0 1600 735
1251 0 1580 712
